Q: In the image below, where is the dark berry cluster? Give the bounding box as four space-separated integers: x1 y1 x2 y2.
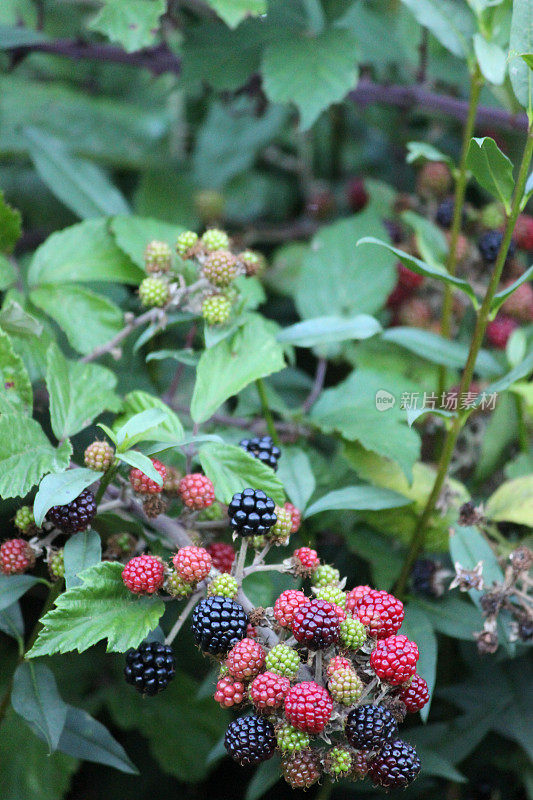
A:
46 489 97 533
224 715 276 765
124 641 175 695
228 488 277 536
239 436 281 471
191 596 248 655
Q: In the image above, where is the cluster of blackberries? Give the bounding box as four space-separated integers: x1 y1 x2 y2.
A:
124 641 175 695
239 436 281 471
228 488 277 536
46 489 97 533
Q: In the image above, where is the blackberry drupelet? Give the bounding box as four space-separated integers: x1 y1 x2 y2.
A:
479 230 516 263
228 488 277 536
191 595 248 655
224 715 276 765
124 641 175 695
368 738 421 788
239 436 281 471
46 489 96 533
411 558 438 597
345 704 398 749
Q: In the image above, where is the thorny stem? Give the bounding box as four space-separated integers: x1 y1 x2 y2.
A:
165 591 202 645
235 539 249 583
253 542 273 565
94 460 120 505
255 378 281 446
395 122 533 599
438 64 484 395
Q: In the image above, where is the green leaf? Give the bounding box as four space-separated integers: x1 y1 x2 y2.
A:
11 663 67 753
114 391 184 444
199 442 285 504
406 142 454 169
0 574 40 612
382 327 501 377
0 414 72 499
28 218 143 287
0 253 16 290
0 328 32 414
191 316 285 424
358 238 479 307
490 264 533 315
30 285 124 356
52 706 137 773
88 0 165 52
401 605 437 722
473 34 507 85
24 127 130 219
46 343 120 439
401 210 449 269
245 758 281 800
0 602 24 641
400 0 472 58
146 348 200 366
296 212 396 323
34 468 102 527
311 369 421 479
475 349 533 401
262 27 358 130
0 300 43 337
110 215 184 269
0 24 47 47
304 486 411 518
466 137 515 209
449 525 504 610
63 530 102 590
276 447 315 510
117 449 164 486
0 189 21 253
413 596 483 640
510 0 533 113
27 562 164 657
205 0 266 27
486 475 533 525
277 314 381 349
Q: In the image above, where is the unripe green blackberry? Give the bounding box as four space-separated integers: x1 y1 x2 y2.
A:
314 584 346 608
144 240 172 273
265 644 300 678
48 549 65 581
208 573 238 599
313 564 340 587
14 506 35 535
203 250 238 287
194 189 225 222
269 506 292 543
339 616 367 650
251 535 267 549
480 202 506 231
176 230 198 257
328 667 363 704
325 746 352 778
238 249 266 276
106 532 136 559
201 228 230 252
276 723 310 752
282 748 321 789
138 276 170 308
84 440 114 472
166 571 194 598
202 294 232 325
198 503 224 522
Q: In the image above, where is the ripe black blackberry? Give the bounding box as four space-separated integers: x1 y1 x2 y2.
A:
435 198 456 228
518 618 533 642
124 641 175 695
224 715 276 765
228 488 277 536
479 230 516 263
368 738 421 789
240 436 281 471
191 595 248 655
46 489 97 533
345 704 398 749
411 558 438 597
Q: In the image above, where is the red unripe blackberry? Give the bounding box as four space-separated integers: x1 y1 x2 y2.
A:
356 589 404 639
284 681 333 733
291 598 341 649
122 554 165 594
84 440 114 471
46 489 96 533
368 738 421 788
224 715 276 766
345 704 398 749
214 676 245 708
370 635 419 685
292 547 319 575
399 673 430 713
345 585 372 613
501 280 533 322
347 178 369 212
129 459 166 495
326 655 352 677
0 539 35 574
486 315 518 349
282 748 321 789
386 282 412 310
513 214 533 250
144 240 172 273
177 473 215 509
284 502 301 533
398 297 432 328
124 641 175 695
397 262 424 290
416 160 451 199
226 638 266 681
207 541 235 573
250 671 291 710
191 596 248 655
273 590 309 627
172 546 212 583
